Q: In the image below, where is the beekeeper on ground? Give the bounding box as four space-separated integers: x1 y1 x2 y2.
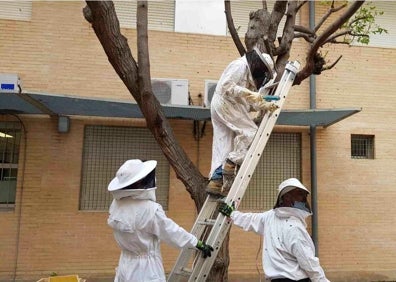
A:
107 159 213 282
218 178 330 282
206 47 278 197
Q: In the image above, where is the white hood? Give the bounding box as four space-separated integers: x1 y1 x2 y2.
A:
110 187 157 201
274 207 311 227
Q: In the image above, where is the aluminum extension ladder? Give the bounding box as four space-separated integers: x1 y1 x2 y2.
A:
167 61 300 282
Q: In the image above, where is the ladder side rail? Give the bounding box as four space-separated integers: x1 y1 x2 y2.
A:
222 61 300 199
169 61 300 282
189 197 219 236
187 107 282 281
225 61 300 203
167 196 219 282
188 214 232 281
188 61 300 282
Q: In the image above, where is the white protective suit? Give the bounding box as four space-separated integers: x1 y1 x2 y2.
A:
231 207 330 282
209 55 275 178
108 187 198 282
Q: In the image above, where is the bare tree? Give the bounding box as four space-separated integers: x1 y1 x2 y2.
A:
83 1 385 280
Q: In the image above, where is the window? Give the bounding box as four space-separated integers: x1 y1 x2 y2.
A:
114 1 175 32
351 134 374 159
114 1 299 37
241 132 302 211
0 1 32 21
175 0 226 35
0 122 21 210
175 1 300 36
80 125 170 211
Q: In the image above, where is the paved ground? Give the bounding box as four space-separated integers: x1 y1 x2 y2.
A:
1 274 264 282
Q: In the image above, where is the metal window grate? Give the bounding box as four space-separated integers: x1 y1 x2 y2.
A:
114 1 175 32
80 125 169 211
0 1 32 21
241 133 302 211
0 122 21 210
351 134 374 159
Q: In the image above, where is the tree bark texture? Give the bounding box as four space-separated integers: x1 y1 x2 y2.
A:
83 1 207 210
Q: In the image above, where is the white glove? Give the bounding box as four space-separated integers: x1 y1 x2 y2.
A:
242 89 278 112
241 89 262 104
256 101 279 112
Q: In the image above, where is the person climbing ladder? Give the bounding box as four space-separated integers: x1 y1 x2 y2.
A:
206 47 278 197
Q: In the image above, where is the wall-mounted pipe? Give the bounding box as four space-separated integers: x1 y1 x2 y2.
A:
309 0 319 256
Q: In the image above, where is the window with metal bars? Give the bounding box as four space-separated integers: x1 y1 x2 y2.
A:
241 132 302 211
80 125 170 211
0 122 21 211
0 1 32 21
114 1 175 32
351 134 375 159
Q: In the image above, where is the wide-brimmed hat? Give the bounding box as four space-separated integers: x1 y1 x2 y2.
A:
277 178 310 199
108 159 157 192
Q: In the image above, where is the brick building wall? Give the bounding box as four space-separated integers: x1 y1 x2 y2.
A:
1 2 396 281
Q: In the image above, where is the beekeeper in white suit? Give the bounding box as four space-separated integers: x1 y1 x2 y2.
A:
206 47 278 197
218 178 330 282
107 159 213 282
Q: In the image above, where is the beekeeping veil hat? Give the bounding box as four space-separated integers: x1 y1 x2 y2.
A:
274 178 310 208
253 47 274 76
108 159 157 192
246 47 275 89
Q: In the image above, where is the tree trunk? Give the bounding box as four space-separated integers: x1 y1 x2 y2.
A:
84 1 229 280
83 1 207 208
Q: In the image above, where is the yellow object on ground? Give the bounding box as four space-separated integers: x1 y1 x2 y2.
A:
37 275 86 282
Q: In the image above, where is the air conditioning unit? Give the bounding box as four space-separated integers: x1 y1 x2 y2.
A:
204 80 218 107
0 74 21 93
151 78 189 106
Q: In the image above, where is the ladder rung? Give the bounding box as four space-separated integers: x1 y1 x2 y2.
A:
267 81 279 88
179 268 192 276
197 219 216 226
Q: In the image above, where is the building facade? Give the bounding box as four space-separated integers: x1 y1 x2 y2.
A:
1 1 396 281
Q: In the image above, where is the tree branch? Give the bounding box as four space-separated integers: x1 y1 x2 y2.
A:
294 32 314 43
294 25 315 36
84 2 140 98
322 55 342 71
84 1 207 209
224 0 245 56
262 0 267 11
274 1 297 77
324 30 350 44
315 2 347 32
137 1 151 94
297 1 308 11
294 1 365 85
268 0 287 48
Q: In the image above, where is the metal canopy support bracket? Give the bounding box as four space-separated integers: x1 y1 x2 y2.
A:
15 93 71 133
16 92 56 116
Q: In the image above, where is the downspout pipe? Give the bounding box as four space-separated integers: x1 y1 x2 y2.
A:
309 0 319 256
